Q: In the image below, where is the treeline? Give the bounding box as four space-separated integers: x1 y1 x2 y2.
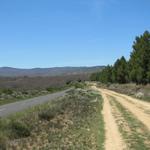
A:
91 31 150 84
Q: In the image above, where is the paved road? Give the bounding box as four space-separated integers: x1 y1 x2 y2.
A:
0 89 71 117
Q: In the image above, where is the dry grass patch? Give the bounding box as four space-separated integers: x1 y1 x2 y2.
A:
0 89 104 150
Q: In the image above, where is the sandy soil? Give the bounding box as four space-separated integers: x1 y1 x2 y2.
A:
101 92 126 150
103 89 150 111
92 85 150 149
100 88 150 131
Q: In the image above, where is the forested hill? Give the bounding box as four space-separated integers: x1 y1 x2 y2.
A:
91 30 150 84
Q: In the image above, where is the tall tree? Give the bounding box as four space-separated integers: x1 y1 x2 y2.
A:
99 65 113 83
90 30 150 84
129 31 150 84
113 56 128 83
90 72 101 81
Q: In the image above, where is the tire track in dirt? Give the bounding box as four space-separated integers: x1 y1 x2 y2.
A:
103 89 150 113
101 92 126 150
99 88 150 131
107 94 150 150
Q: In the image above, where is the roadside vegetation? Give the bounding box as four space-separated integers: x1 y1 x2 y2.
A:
0 74 88 105
0 77 87 106
109 96 150 150
0 88 48 105
0 85 69 106
0 88 104 150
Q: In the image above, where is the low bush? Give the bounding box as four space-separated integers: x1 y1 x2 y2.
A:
46 87 63 92
2 89 13 95
38 108 58 121
71 81 86 89
66 80 72 85
10 121 31 138
0 134 7 150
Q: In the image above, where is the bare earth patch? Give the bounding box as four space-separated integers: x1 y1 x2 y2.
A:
101 88 150 130
101 92 126 150
92 85 150 150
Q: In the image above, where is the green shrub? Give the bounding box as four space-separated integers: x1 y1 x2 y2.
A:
38 109 57 121
10 121 31 138
0 134 7 150
66 80 72 85
73 82 85 89
22 91 28 95
46 87 62 92
2 89 13 95
77 79 82 82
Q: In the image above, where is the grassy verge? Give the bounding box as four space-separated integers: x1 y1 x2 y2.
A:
0 86 70 106
0 88 104 150
109 96 150 150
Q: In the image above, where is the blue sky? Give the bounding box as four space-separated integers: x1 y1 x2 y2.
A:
0 0 150 68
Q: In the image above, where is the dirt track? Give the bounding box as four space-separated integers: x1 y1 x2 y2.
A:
101 92 126 150
92 86 150 150
100 88 150 131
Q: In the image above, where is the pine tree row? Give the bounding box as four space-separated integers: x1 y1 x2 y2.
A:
91 31 150 84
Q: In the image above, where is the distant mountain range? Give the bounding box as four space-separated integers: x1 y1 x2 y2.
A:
0 66 105 77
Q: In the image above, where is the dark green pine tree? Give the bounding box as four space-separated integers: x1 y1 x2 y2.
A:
113 56 128 83
129 31 150 84
98 65 112 83
90 72 101 81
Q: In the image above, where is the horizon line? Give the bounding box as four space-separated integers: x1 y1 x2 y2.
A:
0 65 106 69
